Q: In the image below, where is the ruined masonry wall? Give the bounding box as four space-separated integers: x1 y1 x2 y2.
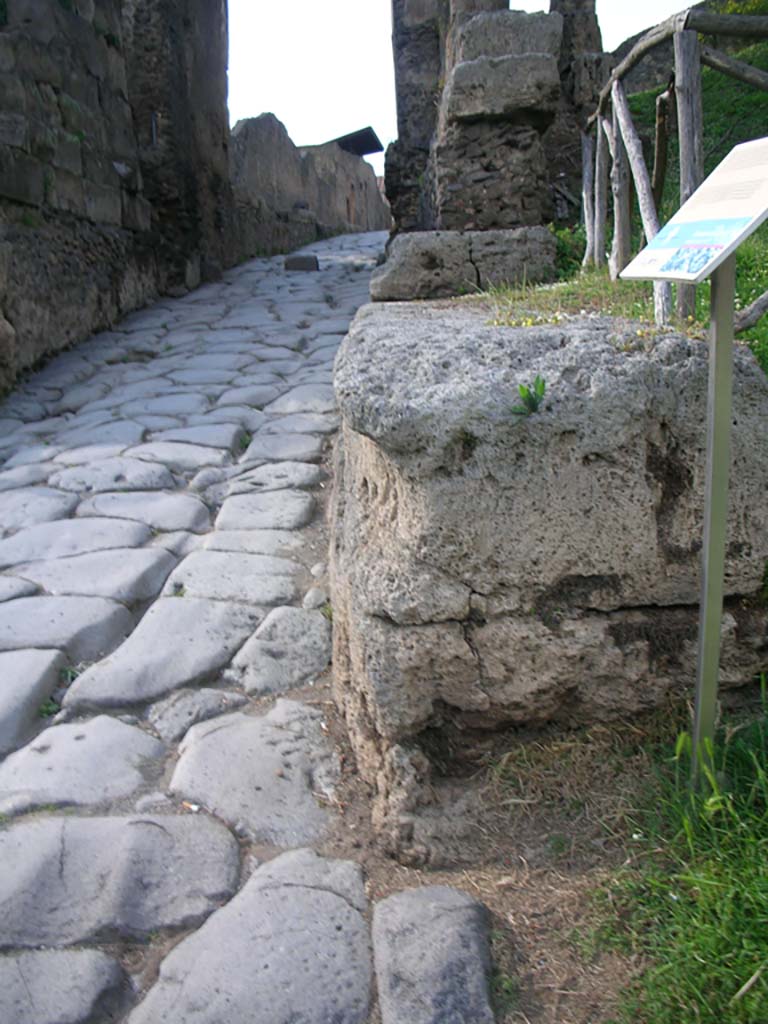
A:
229 114 391 260
0 0 157 392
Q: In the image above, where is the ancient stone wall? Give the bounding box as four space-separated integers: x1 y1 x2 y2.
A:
386 0 614 231
0 1 389 394
121 0 233 292
331 303 768 859
229 114 391 260
0 0 157 392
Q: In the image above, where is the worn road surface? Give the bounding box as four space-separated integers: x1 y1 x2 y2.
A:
0 232 496 1024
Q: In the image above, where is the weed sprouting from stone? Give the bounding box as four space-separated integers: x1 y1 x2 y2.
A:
511 375 546 416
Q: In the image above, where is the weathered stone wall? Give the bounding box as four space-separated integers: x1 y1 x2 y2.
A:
0 1 390 394
229 113 391 260
331 303 768 858
386 0 615 231
122 0 233 291
385 0 443 233
0 0 157 392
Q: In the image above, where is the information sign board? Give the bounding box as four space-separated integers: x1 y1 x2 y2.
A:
618 136 768 783
621 136 768 283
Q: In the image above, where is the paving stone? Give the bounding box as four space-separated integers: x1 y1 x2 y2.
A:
0 518 151 568
124 442 230 473
64 598 260 708
0 716 165 815
0 576 37 602
0 949 127 1024
77 491 211 533
228 607 331 695
170 701 339 843
215 489 316 530
0 462 53 490
285 254 320 271
14 548 177 602
133 414 182 430
183 353 254 371
151 530 201 558
303 586 328 610
0 596 132 662
0 815 238 947
127 849 370 1024
148 687 248 743
150 424 244 449
0 486 77 533
217 384 281 408
262 412 339 434
226 460 324 496
242 432 325 463
203 529 303 555
163 550 299 604
3 449 67 473
264 383 336 415
52 443 128 465
49 457 175 494
168 368 237 385
186 406 266 431
55 420 146 449
121 394 210 418
0 648 66 755
372 887 495 1024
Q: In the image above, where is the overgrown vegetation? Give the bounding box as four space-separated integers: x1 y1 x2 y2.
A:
528 39 768 377
584 687 768 1024
630 38 768 372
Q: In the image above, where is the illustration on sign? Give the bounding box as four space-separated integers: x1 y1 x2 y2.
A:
621 137 768 284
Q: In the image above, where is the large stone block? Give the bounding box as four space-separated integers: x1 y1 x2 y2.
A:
444 53 561 124
330 303 768 856
454 10 563 63
0 148 45 205
370 228 555 301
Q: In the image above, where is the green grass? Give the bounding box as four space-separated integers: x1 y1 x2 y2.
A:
587 686 768 1024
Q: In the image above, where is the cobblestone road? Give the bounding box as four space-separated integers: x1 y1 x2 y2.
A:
0 232 496 1024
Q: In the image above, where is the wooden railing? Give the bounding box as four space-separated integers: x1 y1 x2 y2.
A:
582 8 768 325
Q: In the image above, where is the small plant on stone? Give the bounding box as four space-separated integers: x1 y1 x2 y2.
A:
60 665 82 685
320 602 333 622
38 697 60 718
511 375 546 416
172 582 186 597
239 431 253 453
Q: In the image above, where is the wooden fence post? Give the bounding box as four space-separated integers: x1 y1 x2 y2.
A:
602 113 632 281
612 80 672 324
675 30 705 320
581 131 596 267
594 121 609 266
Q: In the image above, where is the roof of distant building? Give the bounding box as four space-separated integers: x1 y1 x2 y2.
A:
328 127 384 157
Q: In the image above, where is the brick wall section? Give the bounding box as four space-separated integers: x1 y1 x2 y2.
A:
0 0 157 391
123 0 233 291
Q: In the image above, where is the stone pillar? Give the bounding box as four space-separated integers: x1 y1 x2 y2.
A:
385 0 442 232
545 0 612 221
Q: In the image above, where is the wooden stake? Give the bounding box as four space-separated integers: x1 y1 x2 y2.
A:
612 80 672 323
581 131 596 267
602 113 631 281
652 80 674 214
675 30 704 321
594 120 609 267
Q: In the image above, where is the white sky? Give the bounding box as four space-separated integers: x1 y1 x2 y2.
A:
227 1 689 177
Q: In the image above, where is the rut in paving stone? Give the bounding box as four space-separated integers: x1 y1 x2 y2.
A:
0 234 498 1024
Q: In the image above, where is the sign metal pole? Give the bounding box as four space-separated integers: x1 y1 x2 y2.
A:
691 253 736 782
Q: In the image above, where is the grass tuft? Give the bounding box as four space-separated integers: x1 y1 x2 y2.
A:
587 681 768 1024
